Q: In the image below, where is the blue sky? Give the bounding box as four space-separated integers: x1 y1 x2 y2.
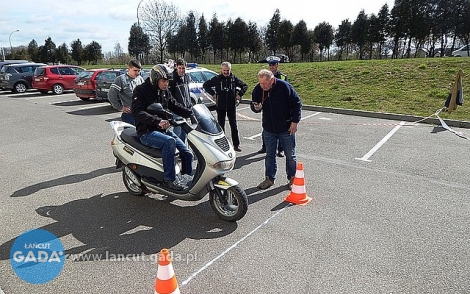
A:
1 0 391 54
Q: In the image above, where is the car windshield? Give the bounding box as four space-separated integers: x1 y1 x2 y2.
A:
192 104 223 135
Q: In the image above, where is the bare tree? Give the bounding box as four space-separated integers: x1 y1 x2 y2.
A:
141 0 182 63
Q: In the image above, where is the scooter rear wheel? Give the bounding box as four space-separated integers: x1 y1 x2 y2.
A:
209 185 248 221
122 166 145 196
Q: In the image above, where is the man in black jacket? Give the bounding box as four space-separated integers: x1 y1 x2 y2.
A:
169 58 193 142
202 61 248 152
131 64 193 191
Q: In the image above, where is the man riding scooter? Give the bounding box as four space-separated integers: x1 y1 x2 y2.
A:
131 64 193 191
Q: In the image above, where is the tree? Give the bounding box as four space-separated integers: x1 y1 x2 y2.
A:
71 39 85 65
56 43 70 64
129 23 150 61
84 41 102 65
351 10 369 59
278 20 294 57
228 17 248 62
209 14 224 63
266 9 281 54
246 21 262 63
292 20 311 62
39 37 56 64
313 22 334 61
27 40 39 62
335 19 352 60
198 14 210 63
114 43 125 64
185 12 200 60
455 0 470 51
140 0 181 63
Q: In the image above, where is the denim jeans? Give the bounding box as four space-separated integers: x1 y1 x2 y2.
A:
172 115 187 142
139 130 193 181
263 130 296 181
121 113 135 125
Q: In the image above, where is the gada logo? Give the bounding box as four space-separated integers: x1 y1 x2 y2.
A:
10 229 65 284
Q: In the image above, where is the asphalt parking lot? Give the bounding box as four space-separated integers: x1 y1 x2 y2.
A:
1 90 469 293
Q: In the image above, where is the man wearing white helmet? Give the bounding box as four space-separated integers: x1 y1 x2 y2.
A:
131 64 193 191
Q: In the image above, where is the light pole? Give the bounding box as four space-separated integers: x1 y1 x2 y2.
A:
137 0 144 26
9 29 19 52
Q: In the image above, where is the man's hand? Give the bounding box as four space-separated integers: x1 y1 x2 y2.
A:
252 102 263 111
122 106 131 114
159 120 170 130
289 122 298 135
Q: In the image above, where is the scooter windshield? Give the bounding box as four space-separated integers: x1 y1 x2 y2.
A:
192 104 223 135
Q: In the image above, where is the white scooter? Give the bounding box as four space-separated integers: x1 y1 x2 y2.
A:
110 103 248 221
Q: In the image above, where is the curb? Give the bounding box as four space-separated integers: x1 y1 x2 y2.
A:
240 100 470 129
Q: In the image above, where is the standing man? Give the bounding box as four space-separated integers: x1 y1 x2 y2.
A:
258 56 287 157
203 61 247 152
108 59 145 125
251 69 302 190
169 58 193 142
131 64 193 191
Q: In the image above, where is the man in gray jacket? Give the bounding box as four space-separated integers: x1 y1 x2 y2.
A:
108 59 145 125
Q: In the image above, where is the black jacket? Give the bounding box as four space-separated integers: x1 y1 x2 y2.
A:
131 78 192 137
169 70 193 108
202 73 248 110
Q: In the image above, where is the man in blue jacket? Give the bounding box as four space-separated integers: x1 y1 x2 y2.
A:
251 69 302 190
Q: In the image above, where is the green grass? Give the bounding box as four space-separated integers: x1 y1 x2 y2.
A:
97 58 470 121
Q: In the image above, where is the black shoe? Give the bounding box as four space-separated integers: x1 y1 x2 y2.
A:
163 180 183 191
276 151 285 157
257 148 266 154
234 146 242 152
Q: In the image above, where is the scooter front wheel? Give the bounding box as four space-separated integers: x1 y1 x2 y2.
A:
209 185 248 221
122 166 145 196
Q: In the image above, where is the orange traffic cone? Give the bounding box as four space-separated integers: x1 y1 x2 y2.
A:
154 248 180 294
284 162 312 205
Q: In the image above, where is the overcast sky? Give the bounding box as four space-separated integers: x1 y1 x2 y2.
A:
1 0 391 54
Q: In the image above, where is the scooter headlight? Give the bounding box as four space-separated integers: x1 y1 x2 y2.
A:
212 160 234 170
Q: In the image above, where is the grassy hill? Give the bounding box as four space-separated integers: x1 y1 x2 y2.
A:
98 58 470 121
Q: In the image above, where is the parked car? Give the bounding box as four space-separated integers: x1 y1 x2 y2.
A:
95 69 123 100
452 45 470 57
0 60 32 90
185 63 218 109
72 68 110 101
32 65 85 94
0 60 30 72
258 54 290 63
0 62 46 93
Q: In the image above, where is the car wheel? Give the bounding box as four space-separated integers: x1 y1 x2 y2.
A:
13 82 27 93
52 84 64 95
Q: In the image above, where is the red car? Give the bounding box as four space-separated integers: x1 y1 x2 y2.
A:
32 65 85 94
72 68 108 101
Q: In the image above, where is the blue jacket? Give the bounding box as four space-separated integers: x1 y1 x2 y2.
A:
251 78 302 134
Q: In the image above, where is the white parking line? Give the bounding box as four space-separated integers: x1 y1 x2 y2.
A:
180 204 291 287
355 121 406 162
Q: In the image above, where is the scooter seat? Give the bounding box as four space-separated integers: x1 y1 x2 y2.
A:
120 127 164 158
